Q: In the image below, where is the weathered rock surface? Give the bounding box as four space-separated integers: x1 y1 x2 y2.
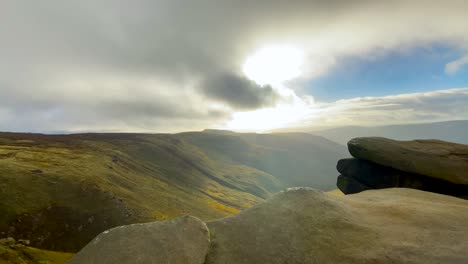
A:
348 137 468 185
338 158 409 188
69 188 468 264
337 158 468 197
206 188 468 264
336 174 372 194
68 216 210 264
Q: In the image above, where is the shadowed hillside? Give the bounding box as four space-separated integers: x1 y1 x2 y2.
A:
186 131 347 188
0 131 346 252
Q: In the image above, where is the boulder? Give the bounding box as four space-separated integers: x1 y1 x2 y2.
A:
68 216 210 264
337 158 468 197
69 188 468 264
348 137 468 185
206 188 468 264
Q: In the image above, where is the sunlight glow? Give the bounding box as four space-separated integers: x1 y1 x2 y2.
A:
226 85 313 131
227 45 311 132
242 45 304 85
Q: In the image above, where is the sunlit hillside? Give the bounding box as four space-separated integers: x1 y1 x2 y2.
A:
0 131 346 252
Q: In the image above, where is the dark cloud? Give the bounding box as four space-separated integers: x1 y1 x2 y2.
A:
0 96 230 133
201 73 278 110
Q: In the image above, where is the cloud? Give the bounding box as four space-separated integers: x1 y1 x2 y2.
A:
445 55 468 75
0 72 230 133
292 88 468 130
201 73 278 110
1 1 468 132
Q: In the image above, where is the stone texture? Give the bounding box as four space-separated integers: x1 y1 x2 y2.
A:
347 137 468 185
336 174 372 194
69 188 468 264
68 216 210 264
337 158 403 188
337 158 468 197
205 188 468 264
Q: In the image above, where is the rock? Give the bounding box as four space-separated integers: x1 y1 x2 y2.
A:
337 158 402 188
17 239 30 245
68 216 210 264
336 174 372 194
69 188 468 264
348 137 468 185
337 158 468 197
0 237 15 247
206 188 468 264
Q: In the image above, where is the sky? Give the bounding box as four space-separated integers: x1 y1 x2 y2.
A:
1 0 468 133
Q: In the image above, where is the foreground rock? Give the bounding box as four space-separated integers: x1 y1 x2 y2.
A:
337 158 468 197
68 216 210 264
70 188 468 264
348 137 468 185
207 188 468 263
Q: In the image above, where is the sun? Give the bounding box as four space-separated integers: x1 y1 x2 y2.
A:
242 45 304 85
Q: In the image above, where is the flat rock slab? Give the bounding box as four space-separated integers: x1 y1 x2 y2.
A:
206 188 468 264
336 174 372 194
348 137 468 185
68 216 210 264
337 158 468 197
338 158 411 188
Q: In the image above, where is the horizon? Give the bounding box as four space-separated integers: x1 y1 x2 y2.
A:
1 119 468 137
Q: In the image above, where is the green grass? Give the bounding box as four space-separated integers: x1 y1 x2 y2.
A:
0 244 73 264
0 131 347 253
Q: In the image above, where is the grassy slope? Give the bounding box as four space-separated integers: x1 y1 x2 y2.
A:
0 244 73 264
182 131 347 189
0 131 347 253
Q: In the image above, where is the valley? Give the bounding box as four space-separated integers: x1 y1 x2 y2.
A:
0 131 347 253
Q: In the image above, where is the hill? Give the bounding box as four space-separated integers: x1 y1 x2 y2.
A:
311 120 468 145
0 131 346 252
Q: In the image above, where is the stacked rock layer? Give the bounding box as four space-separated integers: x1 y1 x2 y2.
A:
337 137 468 199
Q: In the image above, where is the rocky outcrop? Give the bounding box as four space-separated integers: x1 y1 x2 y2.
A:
69 188 468 264
337 158 468 197
338 137 468 198
68 216 210 264
68 138 468 263
348 137 468 185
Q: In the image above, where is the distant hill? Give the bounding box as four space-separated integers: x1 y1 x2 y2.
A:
311 120 468 145
0 131 346 252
